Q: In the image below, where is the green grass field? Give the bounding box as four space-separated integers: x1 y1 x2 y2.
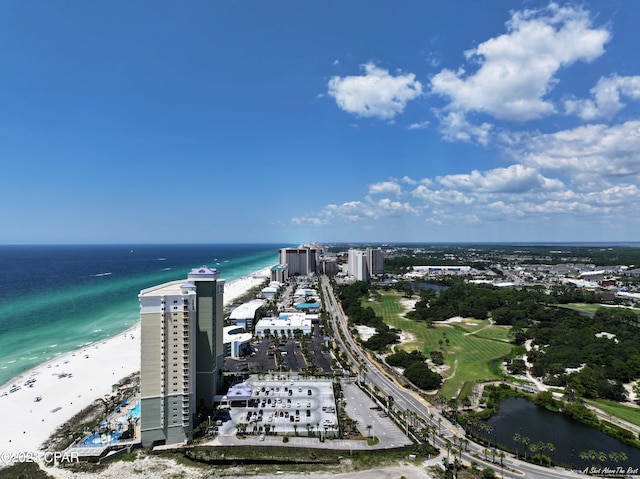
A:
586 399 640 427
363 292 513 398
557 303 640 316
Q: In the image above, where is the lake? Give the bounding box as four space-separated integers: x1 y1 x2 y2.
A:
483 397 640 469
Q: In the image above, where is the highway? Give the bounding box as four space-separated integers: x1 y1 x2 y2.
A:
320 275 583 479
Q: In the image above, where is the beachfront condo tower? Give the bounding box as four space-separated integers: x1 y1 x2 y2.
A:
278 246 319 276
139 266 225 446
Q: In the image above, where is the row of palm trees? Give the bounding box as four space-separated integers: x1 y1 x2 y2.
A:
579 450 628 466
512 433 554 465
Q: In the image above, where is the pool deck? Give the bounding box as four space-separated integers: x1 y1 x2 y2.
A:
67 395 141 457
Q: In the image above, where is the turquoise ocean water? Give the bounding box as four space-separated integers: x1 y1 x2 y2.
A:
0 244 284 387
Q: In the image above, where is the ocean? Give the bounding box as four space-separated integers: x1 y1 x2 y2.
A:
0 244 284 387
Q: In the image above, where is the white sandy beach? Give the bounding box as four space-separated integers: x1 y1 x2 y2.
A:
0 266 272 457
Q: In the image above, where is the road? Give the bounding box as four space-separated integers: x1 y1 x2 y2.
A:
320 275 585 479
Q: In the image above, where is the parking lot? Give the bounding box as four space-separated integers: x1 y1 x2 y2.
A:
218 378 339 438
224 324 334 376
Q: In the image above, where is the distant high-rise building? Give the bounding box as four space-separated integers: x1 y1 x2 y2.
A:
139 266 224 446
319 256 339 276
279 246 319 276
366 248 384 276
346 248 384 280
348 249 369 281
271 264 289 283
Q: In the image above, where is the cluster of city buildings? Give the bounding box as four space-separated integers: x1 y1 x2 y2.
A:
270 245 384 281
137 245 337 447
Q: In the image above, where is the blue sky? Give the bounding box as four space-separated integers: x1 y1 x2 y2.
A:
2 1 640 244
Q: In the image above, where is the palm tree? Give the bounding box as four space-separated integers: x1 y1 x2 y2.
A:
522 436 530 460
546 442 554 466
530 443 539 464
498 451 505 478
358 363 367 384
579 451 589 464
597 451 607 464
513 432 521 457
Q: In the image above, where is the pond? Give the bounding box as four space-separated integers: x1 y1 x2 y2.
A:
482 397 640 469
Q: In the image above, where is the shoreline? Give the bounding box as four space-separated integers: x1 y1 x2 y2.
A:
0 265 273 455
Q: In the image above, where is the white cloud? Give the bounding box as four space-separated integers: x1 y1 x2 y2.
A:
510 120 640 182
291 216 325 226
368 181 403 196
437 164 564 194
431 3 610 122
292 194 417 226
292 158 640 233
436 111 493 146
400 176 417 185
411 184 475 206
565 75 640 120
408 120 430 130
373 198 417 216
327 63 423 120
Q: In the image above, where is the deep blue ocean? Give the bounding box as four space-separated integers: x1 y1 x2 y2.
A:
0 244 284 387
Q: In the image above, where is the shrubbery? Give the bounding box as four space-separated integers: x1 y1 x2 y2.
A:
403 362 442 390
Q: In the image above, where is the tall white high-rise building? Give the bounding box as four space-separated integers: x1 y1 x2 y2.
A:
347 248 384 280
139 266 224 446
348 249 369 281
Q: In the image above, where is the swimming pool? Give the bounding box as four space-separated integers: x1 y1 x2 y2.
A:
80 431 122 447
127 402 140 421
